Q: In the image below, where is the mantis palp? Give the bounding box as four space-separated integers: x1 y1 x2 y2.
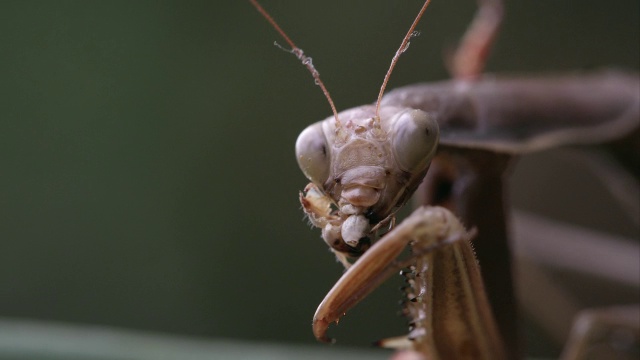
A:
250 1 640 359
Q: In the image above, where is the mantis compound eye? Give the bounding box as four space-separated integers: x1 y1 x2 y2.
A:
390 109 439 172
296 122 330 185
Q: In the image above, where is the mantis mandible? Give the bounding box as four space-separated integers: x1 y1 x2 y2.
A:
250 1 640 359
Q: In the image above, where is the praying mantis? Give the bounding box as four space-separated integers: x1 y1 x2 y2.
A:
250 0 639 359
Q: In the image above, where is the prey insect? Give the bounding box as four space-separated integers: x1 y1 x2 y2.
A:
250 0 639 359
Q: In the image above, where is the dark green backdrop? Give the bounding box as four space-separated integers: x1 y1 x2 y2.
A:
0 0 637 354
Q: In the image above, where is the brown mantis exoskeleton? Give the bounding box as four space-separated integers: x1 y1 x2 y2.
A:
250 0 640 359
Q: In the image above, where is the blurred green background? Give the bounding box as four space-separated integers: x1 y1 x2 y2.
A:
0 0 638 358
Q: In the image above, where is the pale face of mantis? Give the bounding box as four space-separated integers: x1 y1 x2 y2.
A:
295 104 439 263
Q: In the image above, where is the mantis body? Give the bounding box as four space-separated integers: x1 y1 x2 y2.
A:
251 1 640 359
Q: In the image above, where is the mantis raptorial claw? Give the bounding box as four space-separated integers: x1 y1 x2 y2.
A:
313 206 506 360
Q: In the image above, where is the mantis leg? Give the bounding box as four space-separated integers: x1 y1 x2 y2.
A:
450 0 504 79
313 206 506 360
560 305 640 360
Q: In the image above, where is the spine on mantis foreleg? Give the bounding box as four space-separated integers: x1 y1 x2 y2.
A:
404 208 506 360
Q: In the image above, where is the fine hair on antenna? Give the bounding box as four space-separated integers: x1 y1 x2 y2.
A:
249 0 341 127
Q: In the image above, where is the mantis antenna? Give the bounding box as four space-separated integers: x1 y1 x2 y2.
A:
249 0 341 127
375 0 432 120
